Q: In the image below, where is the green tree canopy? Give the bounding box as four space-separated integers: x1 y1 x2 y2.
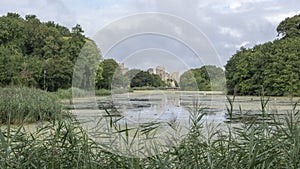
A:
277 13 300 38
0 12 101 91
225 13 300 96
130 71 165 88
96 59 120 89
180 65 225 91
124 69 142 81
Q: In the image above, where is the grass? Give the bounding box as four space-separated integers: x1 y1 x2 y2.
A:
56 87 94 99
0 86 63 124
1 90 300 168
131 86 167 91
56 88 129 99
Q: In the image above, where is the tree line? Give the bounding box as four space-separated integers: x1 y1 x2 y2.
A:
0 12 101 91
95 59 167 89
179 65 225 91
1 12 300 96
225 13 300 96
0 13 170 91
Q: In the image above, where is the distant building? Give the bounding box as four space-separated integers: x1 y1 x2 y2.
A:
171 72 179 82
165 72 170 81
119 63 128 74
156 66 165 81
147 68 154 74
156 66 179 83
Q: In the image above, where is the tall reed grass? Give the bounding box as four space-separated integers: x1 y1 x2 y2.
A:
0 87 63 124
56 88 122 99
56 87 91 99
1 93 300 168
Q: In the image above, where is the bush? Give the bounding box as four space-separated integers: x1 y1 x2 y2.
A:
56 88 73 99
56 87 89 99
95 89 111 96
0 87 63 124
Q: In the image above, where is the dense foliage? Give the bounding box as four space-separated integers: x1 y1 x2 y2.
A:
0 13 102 91
225 13 300 96
0 12 166 92
129 70 165 88
2 12 300 95
95 59 124 89
179 65 225 91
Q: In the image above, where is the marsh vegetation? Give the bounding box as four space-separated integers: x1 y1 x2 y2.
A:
1 88 300 168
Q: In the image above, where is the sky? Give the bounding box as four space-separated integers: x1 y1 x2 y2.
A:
0 0 299 74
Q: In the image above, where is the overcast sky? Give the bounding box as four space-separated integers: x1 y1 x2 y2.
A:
1 0 299 73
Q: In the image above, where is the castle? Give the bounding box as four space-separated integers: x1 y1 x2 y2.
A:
149 66 179 83
118 63 179 84
118 63 129 74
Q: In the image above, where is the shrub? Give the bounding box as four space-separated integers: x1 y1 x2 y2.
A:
95 89 111 96
56 87 89 99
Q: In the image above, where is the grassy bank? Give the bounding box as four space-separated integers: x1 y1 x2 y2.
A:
55 87 226 99
55 88 129 99
0 87 63 124
1 95 300 168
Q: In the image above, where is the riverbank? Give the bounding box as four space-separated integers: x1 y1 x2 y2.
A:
132 89 224 95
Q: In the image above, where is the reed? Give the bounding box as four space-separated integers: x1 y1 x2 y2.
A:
0 86 63 124
1 92 300 168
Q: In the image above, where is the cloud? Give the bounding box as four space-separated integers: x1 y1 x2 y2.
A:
265 12 300 25
93 13 220 73
219 27 242 38
235 41 250 49
0 0 77 29
229 2 242 10
0 0 299 70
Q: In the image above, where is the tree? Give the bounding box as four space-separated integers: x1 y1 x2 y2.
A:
20 56 43 87
73 40 102 90
151 74 165 87
44 56 73 91
225 13 300 96
24 15 47 56
125 70 165 88
96 59 120 89
72 24 84 35
125 69 142 81
179 70 198 91
0 12 98 91
204 65 226 90
0 13 26 49
277 14 300 38
0 46 23 86
180 65 225 91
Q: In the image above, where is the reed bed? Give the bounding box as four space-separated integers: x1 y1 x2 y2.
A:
0 87 63 124
1 90 300 168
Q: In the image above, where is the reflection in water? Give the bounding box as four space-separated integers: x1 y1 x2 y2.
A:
68 92 300 158
114 92 193 125
70 92 227 126
70 92 227 158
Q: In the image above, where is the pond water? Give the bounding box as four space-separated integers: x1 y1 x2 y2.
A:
69 91 300 130
67 91 300 157
69 91 227 127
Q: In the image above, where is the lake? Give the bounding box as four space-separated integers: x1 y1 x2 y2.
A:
69 90 299 124
69 91 227 131
67 91 300 157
